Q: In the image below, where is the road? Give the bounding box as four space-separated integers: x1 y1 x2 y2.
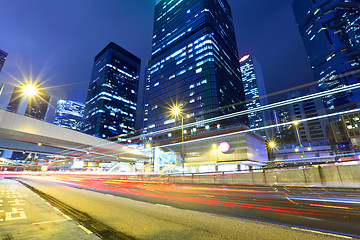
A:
11 173 360 239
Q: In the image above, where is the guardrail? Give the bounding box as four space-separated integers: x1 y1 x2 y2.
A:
1 163 359 188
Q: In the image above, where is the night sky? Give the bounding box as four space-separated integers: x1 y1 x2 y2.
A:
0 0 314 106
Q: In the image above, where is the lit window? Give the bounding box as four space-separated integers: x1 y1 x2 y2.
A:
196 68 202 73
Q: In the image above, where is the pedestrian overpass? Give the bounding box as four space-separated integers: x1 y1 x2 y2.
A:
0 109 149 162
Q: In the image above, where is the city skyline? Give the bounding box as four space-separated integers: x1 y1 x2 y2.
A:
0 0 314 107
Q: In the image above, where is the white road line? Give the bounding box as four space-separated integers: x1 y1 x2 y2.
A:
155 204 172 208
78 225 93 234
291 227 352 239
33 219 70 225
53 207 61 212
63 214 71 219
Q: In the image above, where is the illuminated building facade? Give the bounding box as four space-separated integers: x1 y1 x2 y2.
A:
144 0 246 133
292 0 360 111
7 86 51 120
53 100 85 131
83 42 140 141
0 49 7 72
329 111 360 154
240 55 270 138
287 90 329 142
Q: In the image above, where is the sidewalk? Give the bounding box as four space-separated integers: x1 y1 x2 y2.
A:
0 179 99 240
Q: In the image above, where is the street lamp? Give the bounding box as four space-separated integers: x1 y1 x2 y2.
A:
293 121 305 162
145 143 154 172
266 140 276 161
171 106 189 173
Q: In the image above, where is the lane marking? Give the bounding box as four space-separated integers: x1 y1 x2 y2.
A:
33 219 70 225
155 204 172 208
291 227 352 239
78 224 93 234
5 208 26 221
63 214 71 219
53 207 61 212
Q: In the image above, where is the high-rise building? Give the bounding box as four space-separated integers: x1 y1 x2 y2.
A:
53 100 85 131
144 0 246 133
287 90 329 142
82 42 140 141
240 55 271 138
0 49 8 72
292 0 360 111
7 86 51 120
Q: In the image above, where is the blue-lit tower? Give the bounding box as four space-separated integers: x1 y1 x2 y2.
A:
239 55 271 138
144 0 246 133
0 49 7 72
53 100 85 131
292 0 360 111
83 42 140 141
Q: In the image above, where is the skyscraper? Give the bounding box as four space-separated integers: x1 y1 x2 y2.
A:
287 90 329 142
292 0 360 111
82 42 140 141
7 86 51 120
0 49 8 72
240 55 271 138
53 100 85 131
144 0 246 134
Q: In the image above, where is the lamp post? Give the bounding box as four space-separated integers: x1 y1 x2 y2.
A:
293 121 305 164
267 141 276 162
171 106 190 173
145 143 153 172
212 144 219 172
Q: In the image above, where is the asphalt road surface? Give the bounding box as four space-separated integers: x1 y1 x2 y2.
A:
10 174 360 239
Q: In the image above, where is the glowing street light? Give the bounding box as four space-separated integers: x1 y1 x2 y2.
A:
22 84 39 97
172 107 180 115
145 143 151 149
268 141 276 149
266 140 276 161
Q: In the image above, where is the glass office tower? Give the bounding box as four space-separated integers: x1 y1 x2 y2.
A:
240 55 270 138
292 0 360 111
7 86 51 120
0 49 7 72
83 42 140 141
144 0 246 134
53 100 85 131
